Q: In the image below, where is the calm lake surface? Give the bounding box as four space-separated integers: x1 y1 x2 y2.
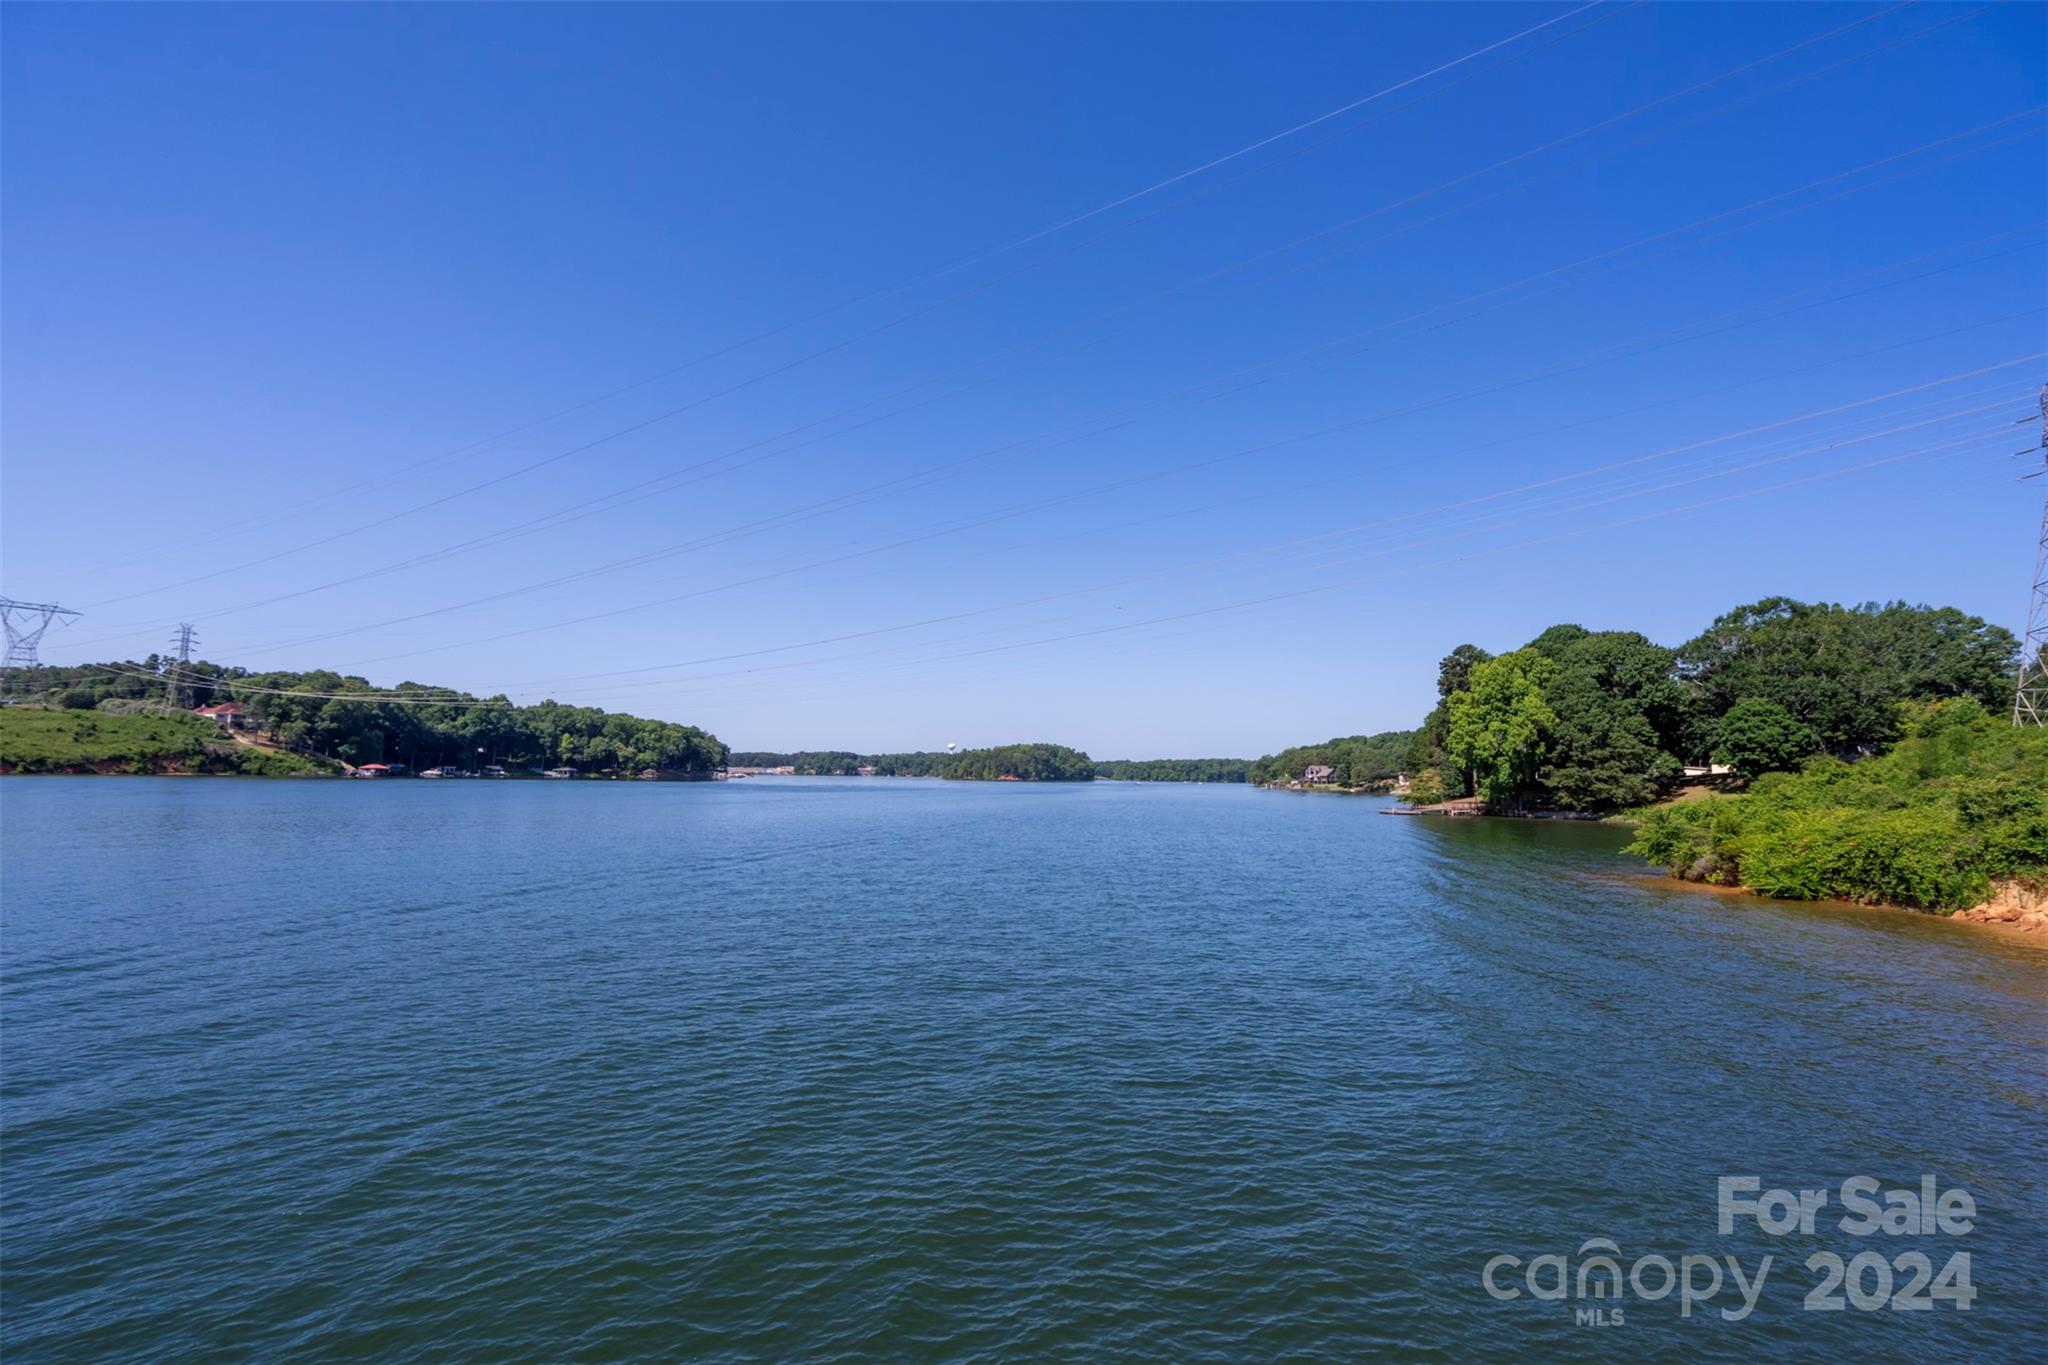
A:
3 777 2042 1360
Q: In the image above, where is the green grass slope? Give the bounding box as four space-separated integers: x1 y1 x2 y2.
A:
0 708 335 776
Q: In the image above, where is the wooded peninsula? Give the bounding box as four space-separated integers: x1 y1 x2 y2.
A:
1245 595 2044 921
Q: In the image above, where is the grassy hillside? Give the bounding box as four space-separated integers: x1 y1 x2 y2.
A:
0 708 335 777
1626 700 2047 911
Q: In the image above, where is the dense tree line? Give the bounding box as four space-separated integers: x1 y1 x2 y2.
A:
1248 731 1416 788
1093 758 1249 783
866 753 954 777
727 746 1097 780
727 750 867 773
2 660 726 774
729 750 1243 781
726 751 968 777
1400 598 2017 813
941 743 1095 781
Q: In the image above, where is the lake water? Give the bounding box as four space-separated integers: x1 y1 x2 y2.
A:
3 777 2042 1360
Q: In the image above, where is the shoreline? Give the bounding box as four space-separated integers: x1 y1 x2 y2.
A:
1620 866 2048 942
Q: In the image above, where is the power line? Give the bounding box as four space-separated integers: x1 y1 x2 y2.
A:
83 403 2011 715
215 229 2043 666
489 419 2029 712
574 429 2017 715
325 310 2040 674
77 121 2039 666
370 421 2048 711
70 2 1615 595
470 366 2040 697
70 5 1975 622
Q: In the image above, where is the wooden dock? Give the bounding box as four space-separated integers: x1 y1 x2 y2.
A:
1381 797 1486 817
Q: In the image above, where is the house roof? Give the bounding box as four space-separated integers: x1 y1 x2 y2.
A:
192 703 242 715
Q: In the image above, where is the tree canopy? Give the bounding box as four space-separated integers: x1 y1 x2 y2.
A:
1677 598 2017 753
1712 697 1816 779
1445 648 1558 807
1535 630 1689 811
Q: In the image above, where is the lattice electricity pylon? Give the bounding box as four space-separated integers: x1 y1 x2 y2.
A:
164 623 200 712
0 597 82 672
2014 384 2048 727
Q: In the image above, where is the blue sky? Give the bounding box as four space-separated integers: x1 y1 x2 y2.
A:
4 2 2044 757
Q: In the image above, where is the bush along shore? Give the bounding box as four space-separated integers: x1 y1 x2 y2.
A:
1626 700 2047 927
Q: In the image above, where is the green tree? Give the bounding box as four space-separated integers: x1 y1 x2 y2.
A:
1536 631 1686 811
1525 623 1591 660
1393 645 1493 799
1403 767 1447 805
1445 648 1558 807
1713 697 1816 779
1678 598 2017 753
1436 643 1492 700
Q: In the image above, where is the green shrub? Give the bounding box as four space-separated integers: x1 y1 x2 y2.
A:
1628 700 2047 910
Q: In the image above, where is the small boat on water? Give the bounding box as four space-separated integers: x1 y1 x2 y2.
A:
543 767 578 780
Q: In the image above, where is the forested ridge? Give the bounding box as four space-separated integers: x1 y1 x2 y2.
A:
1093 758 1249 783
2 661 726 774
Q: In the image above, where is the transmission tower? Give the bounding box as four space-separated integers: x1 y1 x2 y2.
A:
164 623 199 713
0 597 82 675
2014 384 2048 727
